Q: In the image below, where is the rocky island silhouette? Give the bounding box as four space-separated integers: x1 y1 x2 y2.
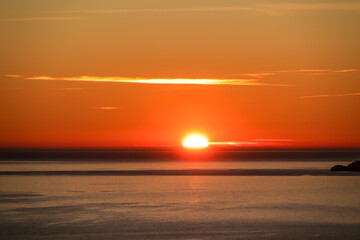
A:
331 160 360 171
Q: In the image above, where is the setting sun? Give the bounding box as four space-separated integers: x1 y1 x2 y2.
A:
182 134 209 148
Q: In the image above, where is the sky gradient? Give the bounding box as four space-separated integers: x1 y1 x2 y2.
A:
0 0 359 147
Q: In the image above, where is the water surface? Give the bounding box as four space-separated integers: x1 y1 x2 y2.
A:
0 161 359 239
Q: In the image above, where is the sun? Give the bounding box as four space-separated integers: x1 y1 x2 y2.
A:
182 134 209 148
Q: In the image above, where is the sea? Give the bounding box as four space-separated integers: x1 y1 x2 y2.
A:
0 149 359 239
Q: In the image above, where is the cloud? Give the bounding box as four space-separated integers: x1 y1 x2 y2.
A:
5 74 22 78
278 69 360 73
68 3 360 16
265 3 360 12
56 88 83 91
0 17 81 22
277 69 331 73
300 93 360 99
253 139 296 143
235 73 276 78
334 69 360 73
231 69 360 78
21 75 291 87
210 139 296 146
210 141 256 146
68 7 254 14
2 2 357 25
210 141 269 147
94 107 119 110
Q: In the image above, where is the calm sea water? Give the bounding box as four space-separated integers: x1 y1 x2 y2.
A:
0 160 351 171
0 160 359 239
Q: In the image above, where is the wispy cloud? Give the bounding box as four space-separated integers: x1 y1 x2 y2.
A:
5 74 22 78
17 75 291 87
334 69 360 73
0 17 81 22
68 7 254 14
300 93 360 99
253 139 296 143
210 139 296 146
94 107 119 110
265 3 360 12
278 69 360 73
232 69 360 78
232 69 360 99
2 2 357 25
2 3 355 25
236 73 276 78
210 141 258 146
68 3 360 16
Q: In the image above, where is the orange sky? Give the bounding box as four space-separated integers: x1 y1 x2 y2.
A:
0 0 360 147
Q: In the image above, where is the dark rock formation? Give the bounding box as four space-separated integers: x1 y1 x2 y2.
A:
347 160 360 170
331 165 349 171
330 160 360 171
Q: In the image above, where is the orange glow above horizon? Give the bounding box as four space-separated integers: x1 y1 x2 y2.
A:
1 1 360 148
182 134 209 148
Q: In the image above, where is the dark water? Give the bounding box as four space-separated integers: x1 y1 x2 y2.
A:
0 160 359 239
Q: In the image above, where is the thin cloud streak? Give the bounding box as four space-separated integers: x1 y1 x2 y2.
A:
210 141 257 146
232 69 360 78
300 93 360 99
3 3 357 24
278 69 360 73
210 139 296 146
94 107 119 110
69 6 261 14
266 3 360 11
69 3 360 15
335 69 360 73
253 139 296 143
0 17 81 22
22 75 292 87
5 74 22 78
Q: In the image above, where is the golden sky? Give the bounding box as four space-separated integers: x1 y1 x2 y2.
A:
0 0 359 147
